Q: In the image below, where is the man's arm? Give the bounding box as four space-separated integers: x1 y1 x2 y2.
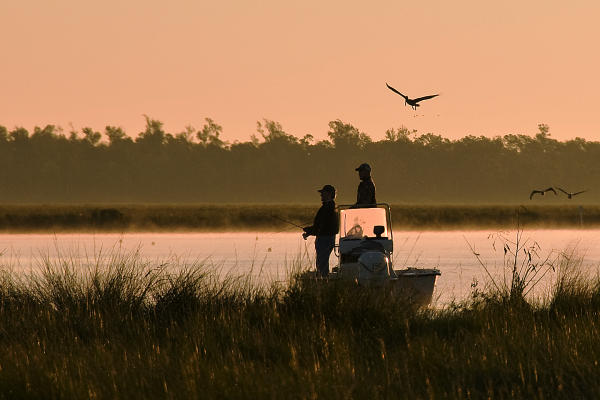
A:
304 205 327 238
368 181 377 204
303 208 320 239
356 182 364 204
303 225 315 238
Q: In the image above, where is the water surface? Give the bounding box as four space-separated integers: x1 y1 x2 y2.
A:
1 229 599 304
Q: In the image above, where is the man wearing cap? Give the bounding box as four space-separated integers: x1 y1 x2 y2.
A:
303 185 339 277
354 163 377 207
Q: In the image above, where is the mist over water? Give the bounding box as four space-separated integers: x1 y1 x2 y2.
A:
1 230 599 304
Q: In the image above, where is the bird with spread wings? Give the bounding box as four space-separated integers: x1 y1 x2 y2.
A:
557 187 587 199
386 83 439 110
529 187 557 200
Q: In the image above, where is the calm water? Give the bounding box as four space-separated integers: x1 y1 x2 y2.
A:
1 229 600 304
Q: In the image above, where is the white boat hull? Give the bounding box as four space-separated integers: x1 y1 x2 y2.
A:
329 262 440 306
391 268 441 305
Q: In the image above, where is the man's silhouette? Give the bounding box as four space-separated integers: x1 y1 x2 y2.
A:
303 185 339 277
354 163 376 207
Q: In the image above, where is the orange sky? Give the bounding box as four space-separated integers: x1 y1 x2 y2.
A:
1 1 599 142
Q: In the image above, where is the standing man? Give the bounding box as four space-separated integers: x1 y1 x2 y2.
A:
355 163 376 207
303 185 339 277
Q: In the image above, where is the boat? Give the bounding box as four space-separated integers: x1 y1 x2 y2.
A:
329 203 441 305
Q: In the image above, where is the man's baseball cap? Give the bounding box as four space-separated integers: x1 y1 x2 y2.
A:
355 163 371 172
318 184 336 194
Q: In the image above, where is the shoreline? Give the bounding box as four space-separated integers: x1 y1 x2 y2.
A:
0 204 596 232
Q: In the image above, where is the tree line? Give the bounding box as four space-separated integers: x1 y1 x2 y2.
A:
0 118 597 204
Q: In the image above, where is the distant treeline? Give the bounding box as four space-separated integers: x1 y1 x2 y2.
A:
0 204 594 232
0 118 597 204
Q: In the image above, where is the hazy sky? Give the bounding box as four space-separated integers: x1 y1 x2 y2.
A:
1 1 599 142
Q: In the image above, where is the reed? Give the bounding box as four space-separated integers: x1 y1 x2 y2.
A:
0 249 600 398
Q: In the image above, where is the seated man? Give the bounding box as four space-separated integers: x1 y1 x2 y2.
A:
354 163 376 207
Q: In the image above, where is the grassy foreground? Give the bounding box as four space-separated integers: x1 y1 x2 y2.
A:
0 204 598 232
0 252 600 398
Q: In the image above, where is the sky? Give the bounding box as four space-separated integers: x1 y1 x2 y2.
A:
1 0 599 143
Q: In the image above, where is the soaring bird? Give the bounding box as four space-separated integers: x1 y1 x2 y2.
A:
529 187 557 200
386 83 439 110
557 187 587 199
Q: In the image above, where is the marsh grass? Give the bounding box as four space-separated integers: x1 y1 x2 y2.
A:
465 228 560 306
0 204 599 232
1 248 600 398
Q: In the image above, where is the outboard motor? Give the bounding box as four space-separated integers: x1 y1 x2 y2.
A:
357 251 390 286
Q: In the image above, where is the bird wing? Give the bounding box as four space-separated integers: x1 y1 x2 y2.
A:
544 187 557 195
572 190 587 196
413 94 439 103
385 83 408 100
557 187 569 195
530 190 541 200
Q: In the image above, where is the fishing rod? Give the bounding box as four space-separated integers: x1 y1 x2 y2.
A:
270 214 306 229
270 215 316 240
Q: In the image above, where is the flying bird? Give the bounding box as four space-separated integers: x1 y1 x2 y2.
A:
557 187 587 199
529 187 557 200
386 83 439 110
